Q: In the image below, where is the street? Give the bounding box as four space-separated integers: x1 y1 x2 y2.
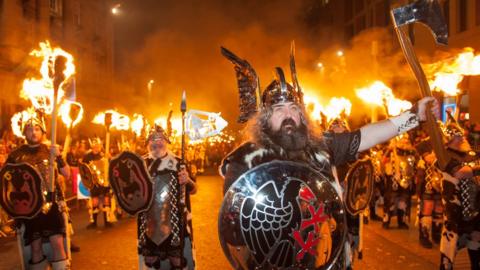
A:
0 175 471 270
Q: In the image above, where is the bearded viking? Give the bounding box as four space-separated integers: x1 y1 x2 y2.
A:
218 43 439 269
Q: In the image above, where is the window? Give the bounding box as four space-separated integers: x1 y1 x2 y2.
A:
356 15 366 34
443 0 450 33
345 2 353 21
74 1 81 27
354 0 364 14
476 0 480 25
458 0 467 32
50 0 62 17
375 1 388 27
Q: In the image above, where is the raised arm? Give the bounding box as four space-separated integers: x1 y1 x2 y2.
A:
358 97 439 152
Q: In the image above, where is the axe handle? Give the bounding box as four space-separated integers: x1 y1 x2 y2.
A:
393 25 450 170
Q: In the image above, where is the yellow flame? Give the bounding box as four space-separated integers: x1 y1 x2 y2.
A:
303 93 351 122
59 101 83 128
92 110 130 130
154 116 182 136
10 108 37 138
130 114 144 136
356 81 411 116
427 48 480 96
303 94 325 121
20 41 75 113
323 97 352 121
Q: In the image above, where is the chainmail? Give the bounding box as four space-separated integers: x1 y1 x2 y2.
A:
169 172 181 247
138 212 147 248
459 178 478 221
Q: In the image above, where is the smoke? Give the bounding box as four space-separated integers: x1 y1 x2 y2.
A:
115 0 340 128
114 0 439 130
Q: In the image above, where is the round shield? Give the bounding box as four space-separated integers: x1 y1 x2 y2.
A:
0 163 45 219
219 161 346 270
109 151 153 216
78 162 94 190
344 158 374 216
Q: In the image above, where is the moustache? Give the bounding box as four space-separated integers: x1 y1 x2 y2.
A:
281 118 297 130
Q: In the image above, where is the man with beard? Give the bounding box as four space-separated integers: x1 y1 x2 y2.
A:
5 115 70 269
138 124 196 269
220 45 439 269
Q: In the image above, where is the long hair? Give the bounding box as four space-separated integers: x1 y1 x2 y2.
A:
244 105 327 153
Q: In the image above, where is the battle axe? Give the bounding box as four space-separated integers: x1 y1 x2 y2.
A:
391 0 450 170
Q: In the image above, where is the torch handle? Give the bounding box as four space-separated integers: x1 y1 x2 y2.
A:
62 127 72 160
393 24 450 170
104 129 110 184
48 85 59 196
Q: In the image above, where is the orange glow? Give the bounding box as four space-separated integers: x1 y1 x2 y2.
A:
59 101 83 128
10 108 40 139
154 116 182 136
303 94 325 121
356 81 411 116
303 92 351 122
427 48 480 96
92 110 130 130
323 97 352 121
130 114 145 136
20 41 75 114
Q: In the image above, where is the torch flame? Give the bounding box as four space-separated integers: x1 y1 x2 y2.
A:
154 116 182 136
356 81 411 116
59 101 84 128
20 41 75 114
427 48 480 96
92 110 130 130
131 114 145 136
323 97 352 121
10 108 38 138
303 93 351 122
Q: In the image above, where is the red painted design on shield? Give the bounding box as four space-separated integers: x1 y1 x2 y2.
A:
293 200 329 262
293 230 320 261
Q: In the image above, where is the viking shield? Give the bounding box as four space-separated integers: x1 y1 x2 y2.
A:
78 162 94 190
109 151 153 216
0 163 44 219
219 161 346 270
344 158 374 216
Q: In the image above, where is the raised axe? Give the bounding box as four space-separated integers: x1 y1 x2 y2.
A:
390 0 450 170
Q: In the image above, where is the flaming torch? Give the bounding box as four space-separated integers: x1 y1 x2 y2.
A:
59 101 83 159
356 81 412 118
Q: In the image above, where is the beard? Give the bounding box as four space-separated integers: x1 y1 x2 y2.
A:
268 118 308 151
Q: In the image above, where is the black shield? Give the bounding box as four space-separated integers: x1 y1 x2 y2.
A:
109 151 153 216
344 158 374 216
219 161 346 269
78 162 94 190
0 163 44 219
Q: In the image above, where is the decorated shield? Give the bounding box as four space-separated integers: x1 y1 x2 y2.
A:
219 161 346 270
78 162 94 190
109 151 153 216
344 158 374 216
0 163 44 219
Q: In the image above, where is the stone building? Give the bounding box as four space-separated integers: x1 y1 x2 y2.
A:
0 0 115 134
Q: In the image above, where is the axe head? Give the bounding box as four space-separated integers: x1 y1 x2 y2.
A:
391 0 448 45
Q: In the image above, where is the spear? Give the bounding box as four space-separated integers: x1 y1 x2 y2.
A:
170 90 187 248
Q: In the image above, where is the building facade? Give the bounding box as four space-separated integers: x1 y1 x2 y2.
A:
0 0 115 134
317 0 480 122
